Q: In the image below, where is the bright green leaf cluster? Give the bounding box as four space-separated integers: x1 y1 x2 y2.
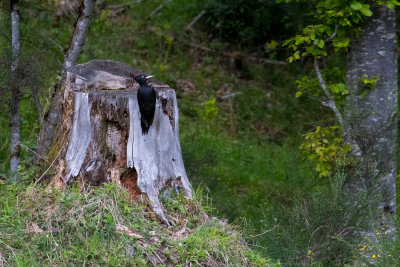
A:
376 0 400 9
299 126 352 177
328 83 348 96
295 67 348 102
359 74 379 97
203 99 219 120
295 75 321 98
281 0 399 62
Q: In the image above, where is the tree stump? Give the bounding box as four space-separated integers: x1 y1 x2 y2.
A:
48 60 192 225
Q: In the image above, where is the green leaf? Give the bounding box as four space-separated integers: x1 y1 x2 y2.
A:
317 40 324 48
360 5 373 16
360 90 368 98
295 91 303 98
350 1 362 10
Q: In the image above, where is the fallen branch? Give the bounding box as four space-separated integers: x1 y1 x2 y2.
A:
150 3 165 17
185 10 206 31
187 42 212 52
247 55 287 66
219 92 243 100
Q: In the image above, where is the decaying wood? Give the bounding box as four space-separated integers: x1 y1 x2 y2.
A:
49 60 192 226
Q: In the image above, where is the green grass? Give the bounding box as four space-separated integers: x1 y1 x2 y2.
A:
0 183 273 266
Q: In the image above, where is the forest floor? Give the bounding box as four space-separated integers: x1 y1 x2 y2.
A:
0 182 275 265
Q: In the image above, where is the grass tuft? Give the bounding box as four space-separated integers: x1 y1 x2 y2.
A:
0 183 273 266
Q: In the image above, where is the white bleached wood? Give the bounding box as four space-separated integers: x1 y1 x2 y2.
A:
127 90 192 225
64 92 92 183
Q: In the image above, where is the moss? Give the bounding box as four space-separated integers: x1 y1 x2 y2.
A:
46 138 61 164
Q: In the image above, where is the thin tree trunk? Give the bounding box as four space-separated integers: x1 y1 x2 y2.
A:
37 0 95 160
344 5 397 237
62 0 96 73
9 0 20 175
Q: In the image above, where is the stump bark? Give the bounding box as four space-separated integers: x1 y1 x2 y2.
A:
48 60 192 225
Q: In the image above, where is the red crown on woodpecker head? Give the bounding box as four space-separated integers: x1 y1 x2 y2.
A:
134 74 140 78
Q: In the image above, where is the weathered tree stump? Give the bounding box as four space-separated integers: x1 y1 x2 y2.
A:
48 60 192 225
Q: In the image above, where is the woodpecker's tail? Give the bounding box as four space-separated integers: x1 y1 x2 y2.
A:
141 117 150 135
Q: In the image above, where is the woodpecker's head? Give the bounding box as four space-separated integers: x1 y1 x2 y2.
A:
134 74 153 85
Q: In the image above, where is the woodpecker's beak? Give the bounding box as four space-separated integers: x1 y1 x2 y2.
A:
145 75 154 79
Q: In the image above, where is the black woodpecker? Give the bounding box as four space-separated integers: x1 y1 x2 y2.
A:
134 74 156 135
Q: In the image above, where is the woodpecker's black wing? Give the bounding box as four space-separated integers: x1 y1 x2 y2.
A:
137 83 156 135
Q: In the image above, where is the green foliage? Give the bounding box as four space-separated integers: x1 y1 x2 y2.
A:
359 74 379 97
176 223 273 266
295 75 321 98
91 9 112 37
282 0 400 62
299 126 352 176
295 66 348 105
202 99 219 121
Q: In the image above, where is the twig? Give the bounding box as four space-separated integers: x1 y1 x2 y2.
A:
0 137 9 152
314 57 344 126
250 223 279 238
40 32 64 53
247 55 288 66
326 25 338 42
108 3 134 9
308 225 329 248
150 3 165 17
20 143 49 163
185 10 206 31
188 42 213 52
34 143 63 186
239 240 265 249
153 251 165 265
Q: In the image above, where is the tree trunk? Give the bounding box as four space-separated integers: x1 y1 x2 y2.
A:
344 5 397 236
37 0 95 160
9 0 20 176
47 60 192 226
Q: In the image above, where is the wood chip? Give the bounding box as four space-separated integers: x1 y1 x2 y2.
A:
115 224 143 239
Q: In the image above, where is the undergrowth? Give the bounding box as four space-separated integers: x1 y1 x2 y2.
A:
0 182 273 266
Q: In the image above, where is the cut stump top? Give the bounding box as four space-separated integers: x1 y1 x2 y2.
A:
69 59 170 92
